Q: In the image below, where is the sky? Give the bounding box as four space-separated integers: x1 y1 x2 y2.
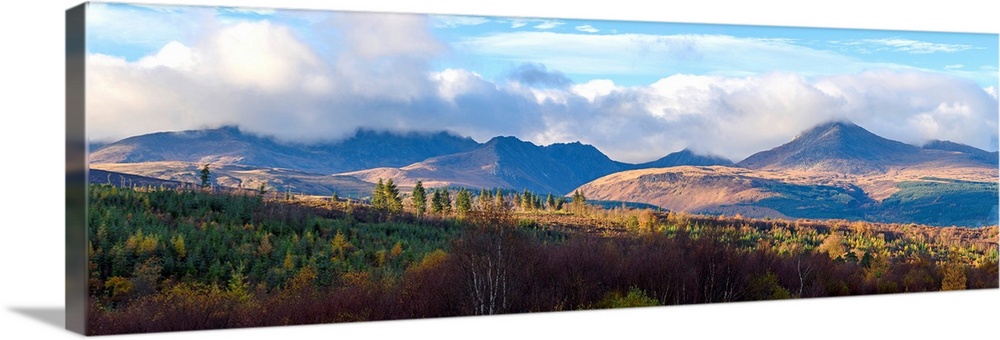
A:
85 2 1000 163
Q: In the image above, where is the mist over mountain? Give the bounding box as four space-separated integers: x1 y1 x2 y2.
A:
638 149 734 168
577 120 999 227
90 126 480 174
343 136 637 195
89 120 998 226
91 126 731 195
737 121 920 174
922 140 999 166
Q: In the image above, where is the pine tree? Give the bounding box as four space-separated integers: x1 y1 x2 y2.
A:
478 188 490 209
199 164 211 188
385 178 402 213
431 189 444 214
495 188 504 208
456 188 472 215
441 189 452 214
412 181 427 216
571 190 587 212
546 193 555 211
372 179 386 209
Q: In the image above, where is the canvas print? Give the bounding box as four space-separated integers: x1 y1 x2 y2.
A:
70 1 999 335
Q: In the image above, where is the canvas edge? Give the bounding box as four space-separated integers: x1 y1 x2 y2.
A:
66 1 88 335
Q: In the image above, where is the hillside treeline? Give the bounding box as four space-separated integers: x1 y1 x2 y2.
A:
86 184 998 335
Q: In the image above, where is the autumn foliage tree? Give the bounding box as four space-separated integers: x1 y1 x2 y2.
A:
452 198 529 315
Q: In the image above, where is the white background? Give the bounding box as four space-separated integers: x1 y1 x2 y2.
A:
1 0 997 339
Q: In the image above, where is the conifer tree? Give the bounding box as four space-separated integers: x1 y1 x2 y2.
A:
546 193 555 211
199 164 211 188
571 190 587 212
372 179 386 209
478 188 490 209
412 181 427 216
441 189 452 214
495 188 504 208
431 189 444 214
385 178 402 213
456 188 472 215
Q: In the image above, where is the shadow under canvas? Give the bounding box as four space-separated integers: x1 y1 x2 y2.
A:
9 307 65 330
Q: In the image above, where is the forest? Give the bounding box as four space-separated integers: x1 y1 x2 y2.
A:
86 182 999 335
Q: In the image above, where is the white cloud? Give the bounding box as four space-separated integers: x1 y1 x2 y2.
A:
528 70 999 163
87 10 998 165
945 64 964 69
571 79 619 102
87 12 546 146
533 20 564 29
455 32 868 79
219 7 277 15
432 15 490 28
856 38 978 54
136 41 198 71
87 3 212 54
431 68 490 102
205 21 324 92
575 25 599 33
509 20 528 28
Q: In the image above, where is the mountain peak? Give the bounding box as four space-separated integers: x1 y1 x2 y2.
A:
738 120 919 174
791 120 864 141
639 148 733 168
486 135 525 144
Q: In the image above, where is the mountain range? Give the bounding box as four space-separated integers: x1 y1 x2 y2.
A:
90 125 730 195
576 121 998 226
90 126 482 175
89 121 999 226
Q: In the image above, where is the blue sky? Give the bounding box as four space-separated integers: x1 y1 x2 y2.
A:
85 2 999 163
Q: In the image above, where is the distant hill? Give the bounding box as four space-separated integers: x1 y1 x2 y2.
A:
338 137 738 195
90 126 736 197
342 136 584 195
575 166 873 221
88 121 999 226
922 140 999 166
737 121 919 174
90 126 480 174
637 149 733 168
577 120 999 227
543 142 632 184
90 162 375 198
89 168 187 189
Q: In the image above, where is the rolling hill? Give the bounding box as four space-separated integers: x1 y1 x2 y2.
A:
90 162 375 198
737 121 919 174
637 148 733 168
336 137 736 195
90 126 480 174
89 120 998 226
340 136 613 195
577 121 999 227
